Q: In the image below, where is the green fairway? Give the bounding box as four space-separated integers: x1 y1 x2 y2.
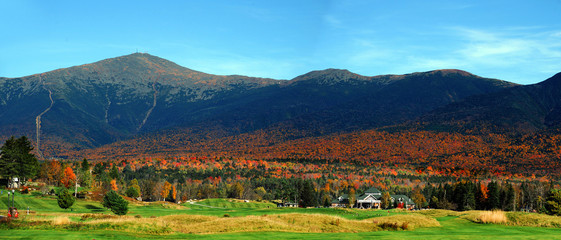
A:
1 192 561 239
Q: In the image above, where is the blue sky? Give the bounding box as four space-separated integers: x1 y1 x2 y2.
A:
1 1 561 84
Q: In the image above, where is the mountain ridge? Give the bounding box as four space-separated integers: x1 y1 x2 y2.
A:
0 53 523 159
418 71 561 133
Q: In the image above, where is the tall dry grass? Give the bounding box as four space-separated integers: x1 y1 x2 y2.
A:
158 213 440 234
51 216 70 225
83 215 173 234
160 214 374 234
78 213 441 234
464 210 509 224
22 212 442 235
506 212 561 228
478 210 508 224
370 213 441 230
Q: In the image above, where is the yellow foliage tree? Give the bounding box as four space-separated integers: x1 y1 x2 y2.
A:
161 181 172 201
110 179 118 191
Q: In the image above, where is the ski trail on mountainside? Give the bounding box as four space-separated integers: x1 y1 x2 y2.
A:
94 65 112 124
137 74 159 132
35 74 54 159
105 89 111 124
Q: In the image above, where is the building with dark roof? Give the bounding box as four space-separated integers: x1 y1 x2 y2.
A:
331 187 416 210
356 187 382 209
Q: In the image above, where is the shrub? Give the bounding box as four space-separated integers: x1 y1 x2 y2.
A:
125 186 140 199
21 186 29 194
102 190 129 215
401 222 409 230
57 188 76 209
377 221 409 230
378 222 400 230
545 189 561 216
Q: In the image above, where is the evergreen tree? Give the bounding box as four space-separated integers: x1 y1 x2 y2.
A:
499 184 507 210
57 188 75 209
464 181 476 210
503 183 515 211
429 196 439 209
109 165 119 180
444 183 454 203
77 159 91 190
435 183 445 201
475 182 487 210
0 136 39 186
102 190 129 215
520 182 530 211
125 186 140 198
80 158 90 172
453 182 466 210
122 165 134 181
92 163 105 176
487 181 500 210
301 180 316 207
319 190 331 207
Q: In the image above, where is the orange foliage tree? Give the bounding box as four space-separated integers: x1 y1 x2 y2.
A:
60 167 76 188
41 160 63 186
171 185 177 201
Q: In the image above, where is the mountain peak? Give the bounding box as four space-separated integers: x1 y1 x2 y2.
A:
80 53 199 76
421 69 477 77
289 68 370 85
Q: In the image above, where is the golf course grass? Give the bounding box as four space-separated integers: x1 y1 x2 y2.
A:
1 191 561 239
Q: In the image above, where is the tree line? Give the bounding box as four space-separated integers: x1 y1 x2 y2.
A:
35 156 561 215
2 136 561 216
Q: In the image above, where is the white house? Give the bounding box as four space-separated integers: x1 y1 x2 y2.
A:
356 187 382 209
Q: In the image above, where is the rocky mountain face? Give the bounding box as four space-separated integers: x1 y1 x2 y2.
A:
0 53 519 158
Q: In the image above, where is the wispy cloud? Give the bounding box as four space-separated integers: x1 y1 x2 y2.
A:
343 26 561 83
451 27 561 80
323 15 342 28
453 27 561 57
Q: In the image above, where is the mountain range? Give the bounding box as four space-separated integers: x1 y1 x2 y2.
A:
1 53 558 160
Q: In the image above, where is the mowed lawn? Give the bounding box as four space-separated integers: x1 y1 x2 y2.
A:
1 192 561 239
